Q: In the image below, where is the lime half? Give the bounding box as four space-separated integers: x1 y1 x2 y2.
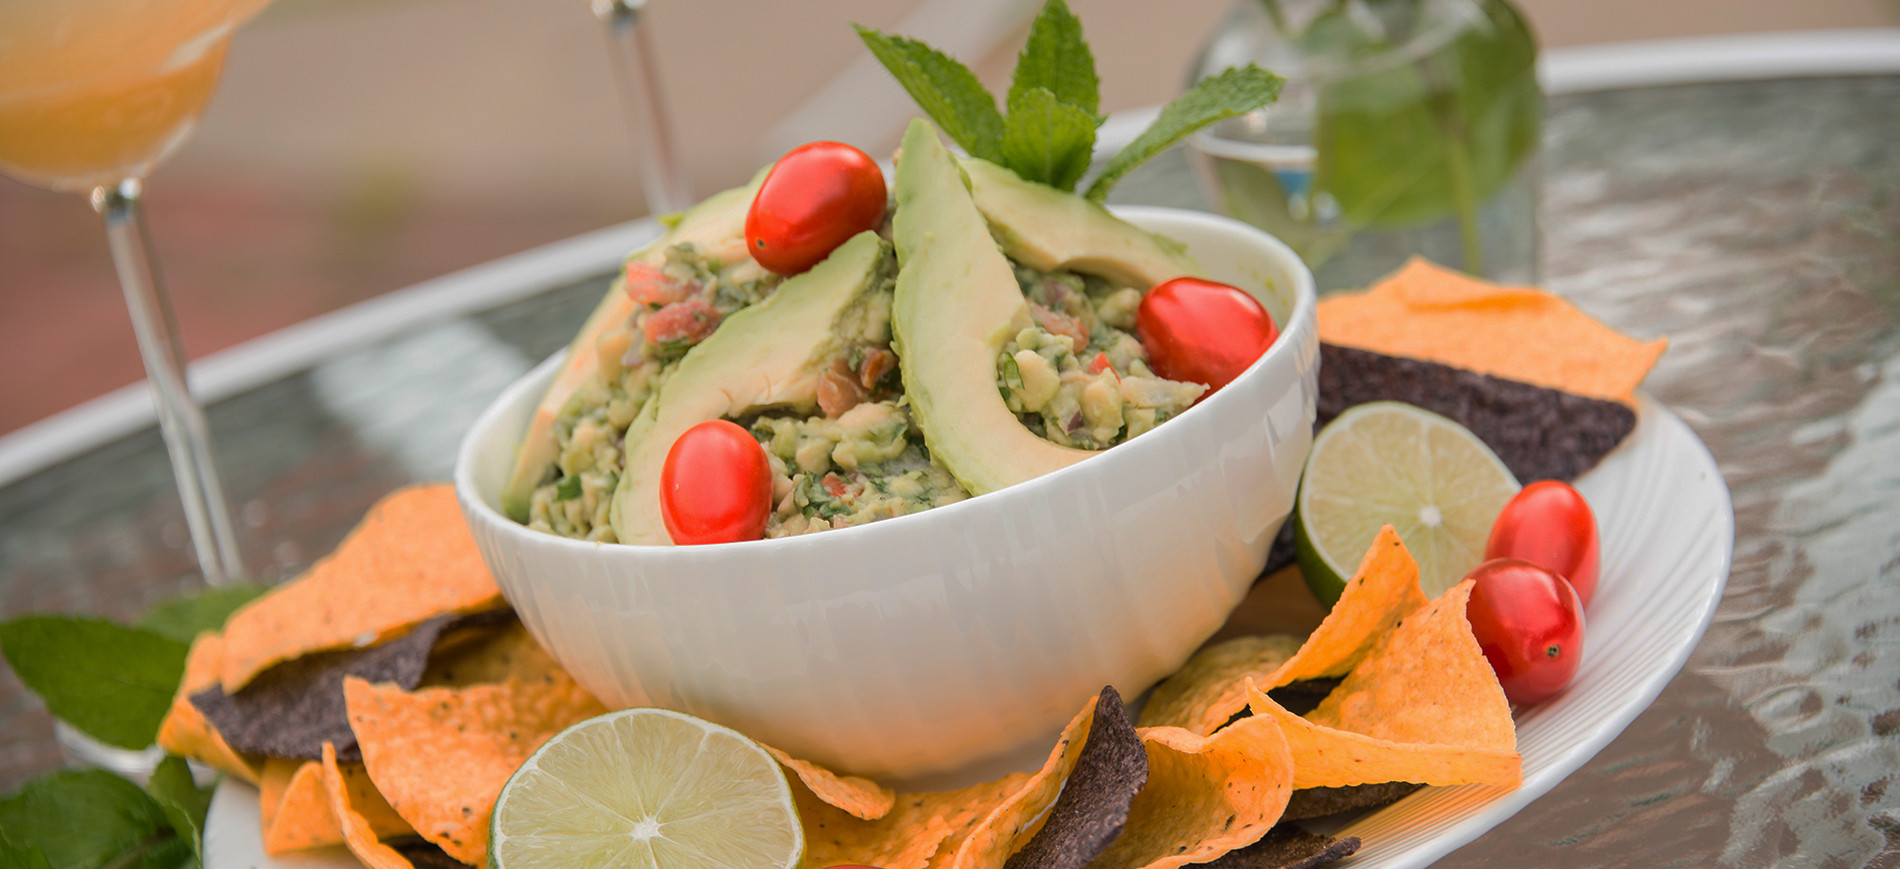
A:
1295 401 1521 605
489 707 803 869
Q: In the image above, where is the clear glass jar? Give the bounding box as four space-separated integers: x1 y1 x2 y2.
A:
1186 0 1541 292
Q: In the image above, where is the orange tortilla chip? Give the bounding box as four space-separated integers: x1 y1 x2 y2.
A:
261 758 412 854
795 697 1099 869
221 485 506 692
321 743 415 869
156 632 260 784
344 672 607 865
1266 525 1429 688
1318 257 1667 404
1086 717 1294 869
793 773 1021 869
1140 527 1427 736
1138 635 1304 734
1308 579 1517 753
1246 686 1519 788
764 745 896 821
259 759 338 853
945 696 1098 869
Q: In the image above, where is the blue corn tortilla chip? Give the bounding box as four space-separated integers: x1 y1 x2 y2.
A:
1192 827 1361 869
192 610 513 761
1283 781 1423 822
1003 685 1147 869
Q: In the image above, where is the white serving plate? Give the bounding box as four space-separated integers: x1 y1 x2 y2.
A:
205 398 1732 869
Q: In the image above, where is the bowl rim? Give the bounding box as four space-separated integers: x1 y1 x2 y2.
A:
453 205 1318 557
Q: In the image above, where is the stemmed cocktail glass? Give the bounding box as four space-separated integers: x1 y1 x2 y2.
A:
0 0 281 593
591 0 694 215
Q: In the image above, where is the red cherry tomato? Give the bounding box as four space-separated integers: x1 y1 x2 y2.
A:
659 420 773 545
1464 559 1585 706
746 141 887 275
1134 277 1279 396
1485 480 1600 607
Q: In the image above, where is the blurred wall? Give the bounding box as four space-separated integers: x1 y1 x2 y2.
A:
2 0 1896 434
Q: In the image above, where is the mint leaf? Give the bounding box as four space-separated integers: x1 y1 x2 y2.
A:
145 756 211 862
136 584 268 644
0 617 188 749
1000 87 1098 191
1008 0 1100 120
1085 64 1285 202
1312 0 1537 233
0 838 54 869
855 25 1005 162
0 769 184 869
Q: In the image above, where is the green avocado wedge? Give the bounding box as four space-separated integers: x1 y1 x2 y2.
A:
610 231 896 545
890 119 1101 496
959 156 1200 288
498 172 768 521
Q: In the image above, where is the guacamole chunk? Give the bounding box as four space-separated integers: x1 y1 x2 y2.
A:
996 264 1204 450
527 241 781 541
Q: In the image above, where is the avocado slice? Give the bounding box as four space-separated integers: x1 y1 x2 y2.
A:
960 156 1199 288
609 230 896 544
499 172 768 521
886 120 1100 496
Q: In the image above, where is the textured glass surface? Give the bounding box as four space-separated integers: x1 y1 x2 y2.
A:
3 76 1897 866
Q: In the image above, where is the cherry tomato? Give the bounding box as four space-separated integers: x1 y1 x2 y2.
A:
659 420 773 545
1464 559 1585 706
746 141 887 275
1485 480 1600 607
1134 277 1279 396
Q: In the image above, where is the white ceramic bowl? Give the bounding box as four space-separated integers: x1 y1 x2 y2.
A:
454 207 1318 786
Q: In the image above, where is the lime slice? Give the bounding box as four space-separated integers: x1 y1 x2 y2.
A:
1294 401 1520 605
489 707 803 869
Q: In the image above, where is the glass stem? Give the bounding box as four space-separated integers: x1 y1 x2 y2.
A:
93 178 245 587
594 0 694 216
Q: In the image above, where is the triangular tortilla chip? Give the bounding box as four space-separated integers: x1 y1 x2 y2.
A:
221 485 506 692
1238 580 1521 789
418 617 557 688
764 745 896 821
1246 689 1519 789
1086 716 1294 869
1308 580 1517 752
155 632 261 784
321 743 415 869
343 672 606 865
260 758 413 854
1266 526 1429 687
1140 527 1427 736
794 696 1100 869
1318 258 1666 404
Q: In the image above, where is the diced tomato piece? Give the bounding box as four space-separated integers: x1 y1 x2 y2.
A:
643 299 722 346
821 473 849 497
1031 303 1090 353
857 347 898 389
625 262 688 307
817 359 867 418
1087 352 1116 377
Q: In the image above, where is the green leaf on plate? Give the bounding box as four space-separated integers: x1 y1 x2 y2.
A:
145 756 212 862
0 769 187 869
855 25 1005 163
0 616 189 750
1000 87 1098 192
1086 64 1285 202
135 584 269 644
1007 0 1100 121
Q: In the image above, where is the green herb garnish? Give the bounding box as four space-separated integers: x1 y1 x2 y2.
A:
857 0 1284 201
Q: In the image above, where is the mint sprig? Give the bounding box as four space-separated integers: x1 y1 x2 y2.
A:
856 0 1283 199
0 617 188 751
1085 65 1286 201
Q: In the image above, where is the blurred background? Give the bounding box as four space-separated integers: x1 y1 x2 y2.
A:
3 0 1896 435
